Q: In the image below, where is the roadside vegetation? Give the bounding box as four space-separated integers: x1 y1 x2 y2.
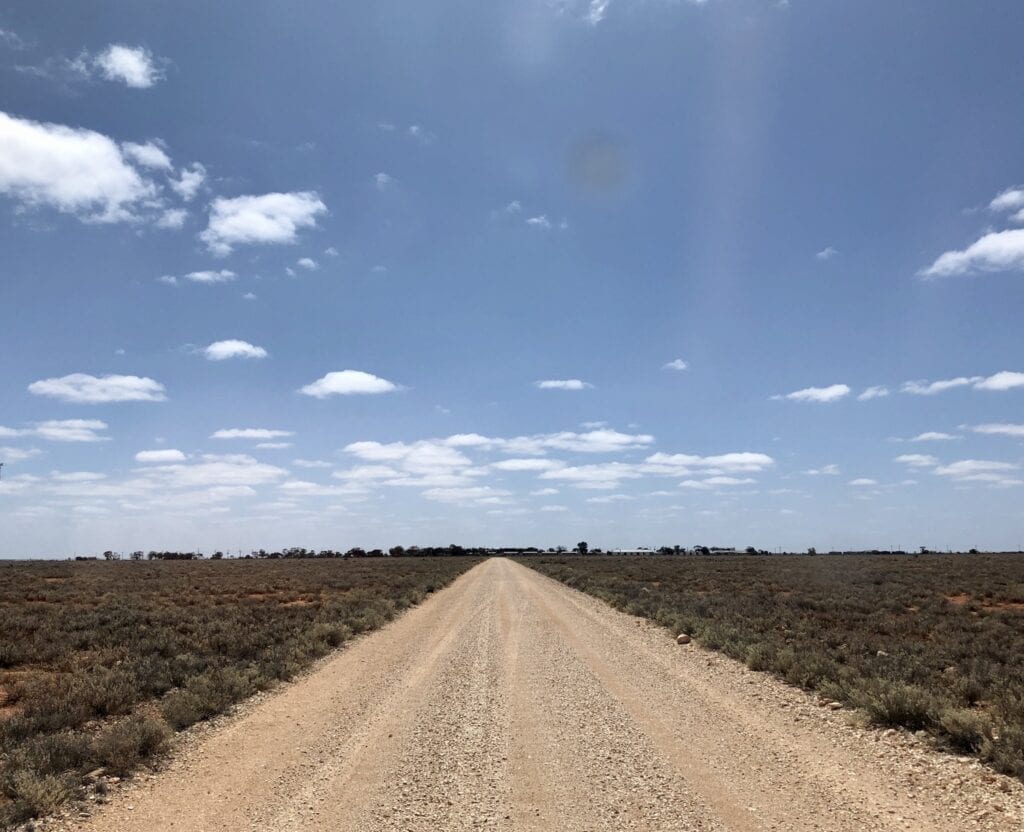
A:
524 553 1024 780
0 557 477 827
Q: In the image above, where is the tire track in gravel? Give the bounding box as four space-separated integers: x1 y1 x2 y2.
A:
65 558 1024 832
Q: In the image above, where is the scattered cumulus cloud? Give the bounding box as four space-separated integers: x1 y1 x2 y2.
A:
816 246 838 260
988 187 1024 224
975 371 1024 391
536 379 593 391
491 458 565 472
910 432 958 442
0 110 159 223
858 386 889 401
0 446 42 462
920 228 1024 278
774 383 850 403
0 419 110 442
374 172 394 190
211 428 293 440
156 208 187 229
170 163 206 201
663 359 688 371
932 459 1021 486
135 449 186 463
895 454 939 468
300 370 401 398
203 339 267 361
804 464 840 475
28 373 166 403
970 423 1024 438
94 45 164 88
297 257 318 270
901 372 1024 394
200 191 327 256
407 125 437 144
121 141 171 170
849 478 878 486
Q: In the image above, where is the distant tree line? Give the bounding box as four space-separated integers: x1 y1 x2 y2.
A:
80 543 996 562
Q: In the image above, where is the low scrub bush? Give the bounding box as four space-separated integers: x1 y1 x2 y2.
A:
0 556 477 826
524 553 1024 780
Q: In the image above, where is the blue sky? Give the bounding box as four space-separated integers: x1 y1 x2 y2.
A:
2 0 1024 556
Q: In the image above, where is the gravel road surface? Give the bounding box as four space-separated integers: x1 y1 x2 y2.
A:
63 558 1024 831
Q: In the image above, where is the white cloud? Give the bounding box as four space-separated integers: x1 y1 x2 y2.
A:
586 0 611 25
858 385 889 401
407 125 437 144
990 187 1024 214
200 191 327 256
816 246 838 260
211 428 293 440
185 269 235 284
532 488 560 496
0 110 158 223
135 449 186 463
663 359 688 371
505 200 522 214
33 419 110 442
974 371 1024 391
933 459 1020 485
644 451 774 473
374 172 394 190
587 493 634 503
0 446 42 462
324 246 339 256
804 464 840 475
0 27 27 49
297 257 318 270
293 458 332 469
971 423 1024 438
203 339 267 361
921 228 1024 278
910 432 957 442
540 462 645 489
775 383 850 403
170 163 206 201
95 45 164 88
680 476 755 489
256 442 291 449
849 478 877 486
51 471 106 483
901 372 1024 395
526 214 552 229
141 454 287 488
156 208 187 229
300 370 400 397
895 454 939 468
491 458 565 472
536 429 652 453
333 464 405 481
28 373 166 403
540 504 568 512
121 141 171 170
422 486 511 504
536 379 593 391
901 376 980 395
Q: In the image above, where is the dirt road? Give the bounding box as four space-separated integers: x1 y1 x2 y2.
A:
69 558 1023 831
